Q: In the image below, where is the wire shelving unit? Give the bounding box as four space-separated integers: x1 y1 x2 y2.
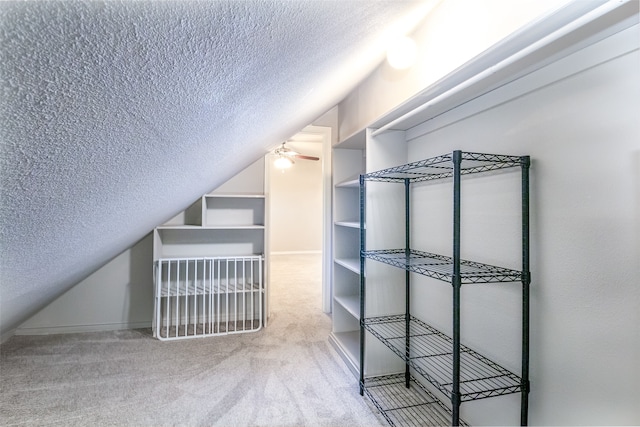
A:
359 150 530 426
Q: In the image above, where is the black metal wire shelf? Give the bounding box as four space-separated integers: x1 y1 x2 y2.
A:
362 374 469 427
364 315 522 401
362 248 523 283
358 150 531 425
362 151 526 183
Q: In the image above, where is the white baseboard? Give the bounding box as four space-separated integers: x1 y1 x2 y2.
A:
271 250 322 255
1 328 17 344
14 321 151 336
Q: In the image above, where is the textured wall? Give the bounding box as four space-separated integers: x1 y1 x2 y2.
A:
0 0 431 338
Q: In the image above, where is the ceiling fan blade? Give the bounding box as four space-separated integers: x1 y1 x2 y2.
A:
273 142 319 161
294 154 320 161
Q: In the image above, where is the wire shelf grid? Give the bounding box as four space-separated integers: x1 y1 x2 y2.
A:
363 249 523 283
362 151 525 183
358 150 530 425
158 277 261 297
362 374 468 427
364 315 522 401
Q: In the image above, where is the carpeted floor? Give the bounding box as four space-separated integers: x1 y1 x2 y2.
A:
0 254 385 427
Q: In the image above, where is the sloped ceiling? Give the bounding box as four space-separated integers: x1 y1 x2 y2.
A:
0 1 432 338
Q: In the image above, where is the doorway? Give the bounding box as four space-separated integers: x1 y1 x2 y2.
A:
266 126 332 313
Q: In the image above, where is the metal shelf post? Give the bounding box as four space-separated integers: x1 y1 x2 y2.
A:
359 174 366 396
405 178 411 389
452 150 462 426
521 156 531 426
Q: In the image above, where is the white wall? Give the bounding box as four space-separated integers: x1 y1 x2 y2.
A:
16 233 154 334
269 141 323 254
337 1 639 424
16 159 267 335
338 0 571 139
407 26 639 425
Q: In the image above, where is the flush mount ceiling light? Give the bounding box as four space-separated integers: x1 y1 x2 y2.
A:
387 36 417 69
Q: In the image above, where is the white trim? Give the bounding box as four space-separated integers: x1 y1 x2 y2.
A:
371 0 638 135
14 321 151 336
1 328 17 343
407 22 639 141
271 250 322 256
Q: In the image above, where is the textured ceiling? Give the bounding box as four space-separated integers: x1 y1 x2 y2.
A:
0 0 430 337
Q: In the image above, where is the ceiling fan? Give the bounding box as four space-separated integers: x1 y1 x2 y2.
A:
273 141 319 169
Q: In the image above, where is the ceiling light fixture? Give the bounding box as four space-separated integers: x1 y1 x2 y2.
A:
271 141 320 170
387 36 417 70
274 155 293 169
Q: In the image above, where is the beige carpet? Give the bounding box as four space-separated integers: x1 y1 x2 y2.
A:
0 254 385 427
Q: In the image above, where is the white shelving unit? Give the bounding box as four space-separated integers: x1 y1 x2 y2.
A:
337 98 530 427
329 125 528 427
329 129 365 375
330 128 409 379
153 158 269 340
204 195 265 228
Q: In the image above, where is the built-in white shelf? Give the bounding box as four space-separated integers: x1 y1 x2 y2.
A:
334 258 360 274
329 330 360 376
335 176 360 188
155 227 265 258
204 194 265 228
157 225 265 230
334 294 360 319
204 225 265 230
156 225 203 230
333 330 360 360
331 136 365 378
206 194 266 198
333 128 366 149
153 158 269 338
334 221 359 228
